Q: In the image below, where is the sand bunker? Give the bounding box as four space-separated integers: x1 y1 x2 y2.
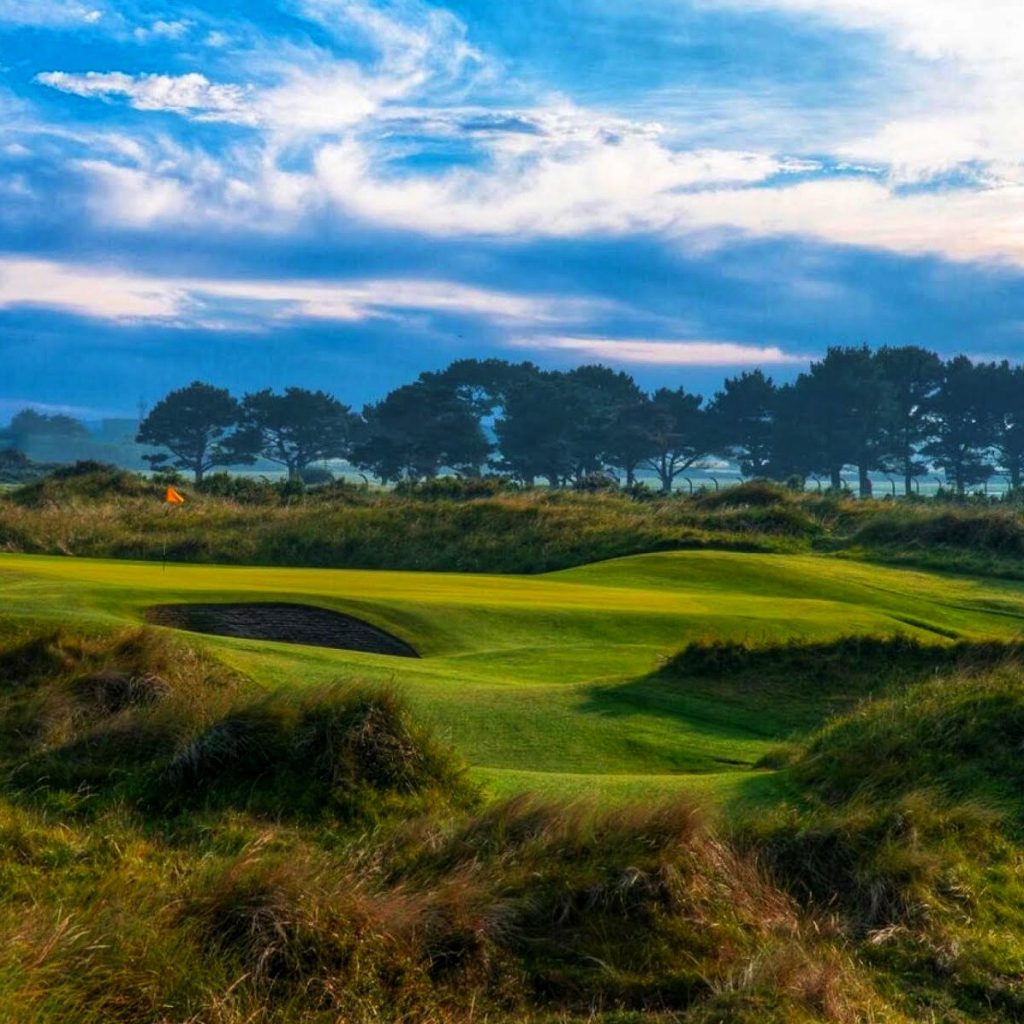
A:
146 603 419 658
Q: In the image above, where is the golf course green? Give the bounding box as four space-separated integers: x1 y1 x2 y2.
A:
3 548 1024 802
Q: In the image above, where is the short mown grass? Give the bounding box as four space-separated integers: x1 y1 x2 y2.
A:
4 546 1024 797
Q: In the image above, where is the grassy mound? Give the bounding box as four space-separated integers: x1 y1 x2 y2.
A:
5 625 1024 1020
0 629 473 821
659 635 1023 733
792 665 1024 809
741 659 1024 1020
829 506 1024 579
163 683 473 818
10 461 158 506
0 482 821 572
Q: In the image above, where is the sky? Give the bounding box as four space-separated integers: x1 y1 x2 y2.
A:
2 0 1024 419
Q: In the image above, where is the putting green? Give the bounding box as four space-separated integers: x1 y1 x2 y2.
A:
3 550 1023 801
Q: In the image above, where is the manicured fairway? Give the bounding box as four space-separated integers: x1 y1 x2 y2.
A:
3 550 1024 800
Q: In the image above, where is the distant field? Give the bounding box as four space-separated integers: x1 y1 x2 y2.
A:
4 548 1024 801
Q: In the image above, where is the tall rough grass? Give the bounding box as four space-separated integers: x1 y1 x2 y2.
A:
739 659 1024 1021
0 625 919 1024
4 468 1024 575
0 474 820 572
3 625 1024 1020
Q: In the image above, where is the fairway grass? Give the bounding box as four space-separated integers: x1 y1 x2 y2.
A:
3 549 1024 801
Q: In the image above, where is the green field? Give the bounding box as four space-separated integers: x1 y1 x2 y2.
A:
5 548 1024 803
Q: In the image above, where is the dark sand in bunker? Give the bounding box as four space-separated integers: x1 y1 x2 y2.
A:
146 603 419 658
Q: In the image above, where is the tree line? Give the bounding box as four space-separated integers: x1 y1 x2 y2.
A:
127 347 1024 495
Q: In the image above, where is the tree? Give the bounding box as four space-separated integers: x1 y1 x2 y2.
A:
493 366 645 487
353 379 490 482
561 366 646 486
427 359 540 420
608 395 658 488
240 388 357 481
792 346 888 494
708 370 777 477
766 383 814 483
10 409 90 446
639 387 711 493
988 362 1024 490
494 371 575 486
136 381 250 483
922 356 997 494
874 346 942 495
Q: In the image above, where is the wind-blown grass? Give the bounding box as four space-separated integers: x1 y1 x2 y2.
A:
4 469 1024 578
0 625 910 1024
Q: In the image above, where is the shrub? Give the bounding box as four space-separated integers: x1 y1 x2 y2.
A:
696 480 793 509
163 684 475 819
393 476 519 500
11 462 156 505
298 465 334 486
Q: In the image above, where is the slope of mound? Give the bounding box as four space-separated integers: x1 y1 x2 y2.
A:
740 659 1024 1019
146 602 419 658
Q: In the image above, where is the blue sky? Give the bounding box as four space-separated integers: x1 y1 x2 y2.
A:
2 0 1023 417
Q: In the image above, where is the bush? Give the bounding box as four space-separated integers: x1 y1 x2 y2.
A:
197 472 279 504
11 462 155 505
696 480 793 509
163 684 475 819
392 476 519 500
298 465 334 486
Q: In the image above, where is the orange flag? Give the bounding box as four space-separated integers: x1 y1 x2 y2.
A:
165 486 186 505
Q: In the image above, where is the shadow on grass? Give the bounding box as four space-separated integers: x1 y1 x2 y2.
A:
578 634 1024 743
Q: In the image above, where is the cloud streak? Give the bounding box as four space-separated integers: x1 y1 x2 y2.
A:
0 0 103 27
0 258 609 330
519 336 806 366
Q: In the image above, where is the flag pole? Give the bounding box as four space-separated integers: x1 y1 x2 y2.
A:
162 485 186 570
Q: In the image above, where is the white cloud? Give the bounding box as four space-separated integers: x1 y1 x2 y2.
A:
707 0 1024 184
0 257 606 329
133 19 191 43
0 1 103 27
295 0 485 86
24 0 1024 273
36 0 486 137
706 1 1024 65
38 65 393 134
521 336 805 366
192 276 602 326
0 259 185 320
76 159 189 226
675 177 1024 265
37 72 254 122
314 132 809 236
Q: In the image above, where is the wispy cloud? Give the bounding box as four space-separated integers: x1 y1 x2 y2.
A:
517 336 807 366
38 71 253 121
709 0 1024 185
314 133 814 235
0 0 104 28
5 0 1024 414
0 258 608 330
